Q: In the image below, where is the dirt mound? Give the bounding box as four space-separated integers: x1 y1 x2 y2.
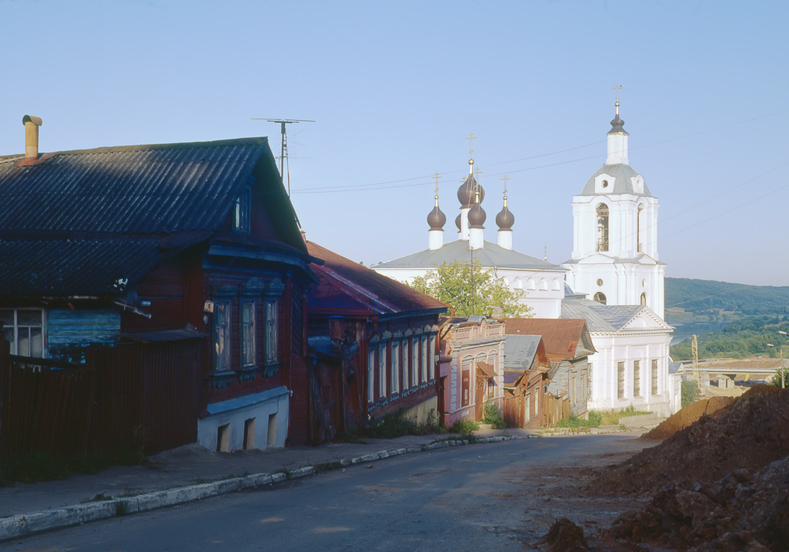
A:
535 518 590 552
588 385 789 497
602 456 789 551
643 395 736 440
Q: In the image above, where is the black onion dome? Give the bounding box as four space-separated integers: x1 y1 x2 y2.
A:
468 202 486 228
496 204 514 230
608 107 629 135
455 213 461 230
427 205 446 230
457 174 485 207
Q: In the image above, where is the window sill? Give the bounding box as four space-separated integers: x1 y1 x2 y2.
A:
210 370 235 390
239 365 258 383
262 361 280 378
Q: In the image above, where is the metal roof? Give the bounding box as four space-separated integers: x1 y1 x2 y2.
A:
502 334 542 370
0 137 306 298
560 296 670 333
0 138 269 235
373 239 564 271
504 318 596 359
578 163 652 197
306 241 448 317
0 237 162 296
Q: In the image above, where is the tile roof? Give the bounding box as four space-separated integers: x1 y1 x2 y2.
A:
373 239 564 271
503 318 595 360
306 241 449 317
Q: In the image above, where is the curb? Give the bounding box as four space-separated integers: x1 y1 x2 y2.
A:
0 434 533 542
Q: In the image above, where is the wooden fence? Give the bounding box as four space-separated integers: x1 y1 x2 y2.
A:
0 338 202 461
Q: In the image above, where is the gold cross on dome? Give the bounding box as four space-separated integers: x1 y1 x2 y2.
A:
473 166 482 182
466 132 477 160
433 172 442 197
614 84 622 103
500 173 510 197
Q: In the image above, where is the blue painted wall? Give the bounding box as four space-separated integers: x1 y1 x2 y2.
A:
47 308 121 361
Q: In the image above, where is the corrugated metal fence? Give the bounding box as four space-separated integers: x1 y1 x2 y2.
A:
0 339 202 461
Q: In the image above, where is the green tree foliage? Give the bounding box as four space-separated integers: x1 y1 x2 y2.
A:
410 259 532 318
670 316 789 361
666 278 789 318
681 380 700 407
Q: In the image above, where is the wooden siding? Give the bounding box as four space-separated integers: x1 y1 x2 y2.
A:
47 308 120 360
0 339 201 460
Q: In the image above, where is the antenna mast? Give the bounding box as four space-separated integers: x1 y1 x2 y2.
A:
251 117 314 195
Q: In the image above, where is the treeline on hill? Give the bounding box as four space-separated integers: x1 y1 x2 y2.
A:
666 278 789 318
670 316 789 361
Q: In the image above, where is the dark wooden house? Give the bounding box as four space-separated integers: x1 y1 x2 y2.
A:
501 334 551 429
305 241 447 442
0 117 317 455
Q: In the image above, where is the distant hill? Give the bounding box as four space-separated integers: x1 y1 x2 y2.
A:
666 278 789 319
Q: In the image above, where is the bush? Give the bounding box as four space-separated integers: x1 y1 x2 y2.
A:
481 402 506 429
365 410 420 439
682 379 700 407
449 418 479 434
769 368 788 388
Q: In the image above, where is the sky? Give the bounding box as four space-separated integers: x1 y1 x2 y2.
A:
1 0 787 287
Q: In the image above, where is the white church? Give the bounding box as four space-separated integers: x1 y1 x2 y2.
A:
374 101 680 416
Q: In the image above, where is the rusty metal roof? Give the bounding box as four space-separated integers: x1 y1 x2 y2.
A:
306 241 448 317
504 318 595 360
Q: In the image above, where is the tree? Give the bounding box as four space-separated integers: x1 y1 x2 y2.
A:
409 259 532 318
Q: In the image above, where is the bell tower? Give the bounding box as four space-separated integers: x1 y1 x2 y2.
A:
564 95 666 319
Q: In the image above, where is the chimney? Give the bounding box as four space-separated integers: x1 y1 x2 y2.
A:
22 115 43 159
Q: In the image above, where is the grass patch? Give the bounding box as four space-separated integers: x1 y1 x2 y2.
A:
480 402 506 429
0 446 148 485
448 418 479 435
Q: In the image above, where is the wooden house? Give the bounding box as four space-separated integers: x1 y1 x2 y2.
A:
305 241 447 441
437 316 507 427
0 116 317 455
501 334 551 428
504 318 595 420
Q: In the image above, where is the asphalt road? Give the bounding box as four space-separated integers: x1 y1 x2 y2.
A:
4 434 648 552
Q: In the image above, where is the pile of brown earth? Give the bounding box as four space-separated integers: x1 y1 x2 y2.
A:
535 385 789 552
588 385 789 497
642 395 736 440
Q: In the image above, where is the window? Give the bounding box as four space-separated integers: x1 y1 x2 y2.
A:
421 336 428 383
596 204 609 252
617 361 625 399
524 393 531 423
234 185 251 233
633 360 641 397
367 347 375 402
378 342 387 398
640 292 647 306
428 334 436 380
402 339 409 390
651 359 659 396
240 302 256 367
0 308 44 357
213 302 231 371
461 369 470 407
594 292 607 305
265 300 278 364
637 204 644 252
391 341 400 394
411 337 419 387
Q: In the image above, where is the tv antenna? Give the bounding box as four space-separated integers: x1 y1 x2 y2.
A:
251 117 314 195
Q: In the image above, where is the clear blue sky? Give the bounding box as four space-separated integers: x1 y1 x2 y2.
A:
2 0 787 287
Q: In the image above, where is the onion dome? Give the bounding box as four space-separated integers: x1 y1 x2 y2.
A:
496 201 514 230
608 101 629 135
455 213 461 230
468 201 486 228
427 199 446 230
457 159 485 207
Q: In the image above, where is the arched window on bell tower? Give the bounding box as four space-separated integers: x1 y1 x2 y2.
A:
594 292 607 305
640 292 647 306
596 204 609 252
